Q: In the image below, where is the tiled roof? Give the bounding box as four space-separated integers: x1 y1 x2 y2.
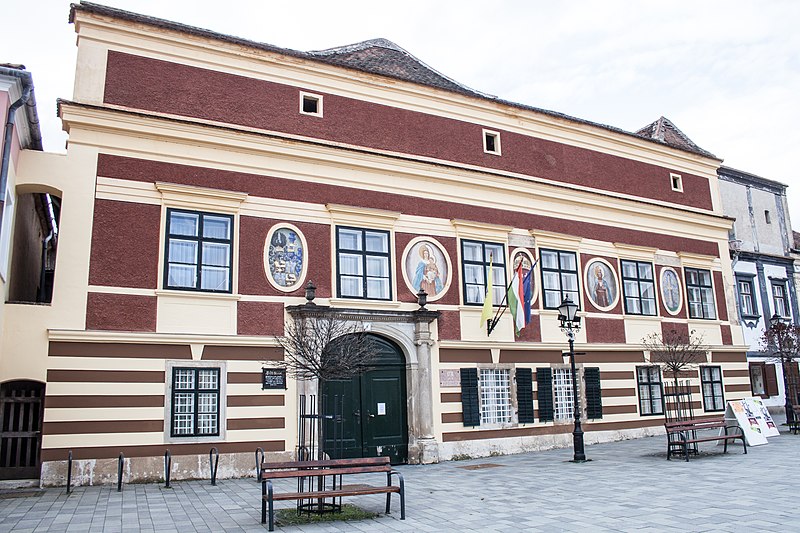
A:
635 116 716 158
71 2 719 160
308 39 491 99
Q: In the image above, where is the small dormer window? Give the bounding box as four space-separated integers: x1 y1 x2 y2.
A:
765 210 771 224
300 92 323 117
483 129 501 155
670 173 683 192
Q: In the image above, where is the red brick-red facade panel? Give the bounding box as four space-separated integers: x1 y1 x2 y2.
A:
585 317 626 344
720 324 732 346
103 52 713 211
437 310 461 341
239 217 331 298
661 321 689 339
656 265 687 319
97 155 721 258
713 270 729 321
89 199 160 289
86 292 157 331
237 301 285 336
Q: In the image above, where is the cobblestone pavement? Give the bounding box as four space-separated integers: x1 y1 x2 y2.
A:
1 428 797 532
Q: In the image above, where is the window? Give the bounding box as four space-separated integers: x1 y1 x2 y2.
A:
336 227 391 300
620 260 656 315
764 210 771 224
479 368 512 424
772 282 790 317
700 366 725 412
636 366 663 415
461 240 506 306
736 277 757 318
670 173 683 192
553 368 574 421
165 209 233 293
300 92 323 116
483 129 501 155
171 367 220 437
540 249 579 309
685 268 716 319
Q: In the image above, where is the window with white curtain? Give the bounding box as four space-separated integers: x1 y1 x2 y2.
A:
165 209 233 293
479 368 512 424
336 226 391 300
553 368 575 420
541 249 579 309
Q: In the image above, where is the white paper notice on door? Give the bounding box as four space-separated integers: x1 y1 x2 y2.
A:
377 403 386 415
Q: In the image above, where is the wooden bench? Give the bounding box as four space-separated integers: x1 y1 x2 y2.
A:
665 418 747 461
260 456 405 531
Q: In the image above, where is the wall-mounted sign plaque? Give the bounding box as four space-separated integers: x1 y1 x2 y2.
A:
262 368 287 390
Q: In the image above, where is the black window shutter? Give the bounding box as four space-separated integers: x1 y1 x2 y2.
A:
516 368 535 424
460 368 480 427
585 367 603 419
536 368 554 422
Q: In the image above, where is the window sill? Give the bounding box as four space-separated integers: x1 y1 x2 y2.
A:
156 289 241 301
328 298 401 309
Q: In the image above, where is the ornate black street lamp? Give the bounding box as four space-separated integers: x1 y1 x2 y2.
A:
769 313 795 424
558 296 586 462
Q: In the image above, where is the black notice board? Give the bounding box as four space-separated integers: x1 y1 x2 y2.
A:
262 368 287 390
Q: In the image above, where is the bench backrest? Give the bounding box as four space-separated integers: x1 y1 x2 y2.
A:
665 418 726 432
261 456 392 480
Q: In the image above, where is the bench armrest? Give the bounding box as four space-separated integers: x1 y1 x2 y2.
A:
388 469 405 491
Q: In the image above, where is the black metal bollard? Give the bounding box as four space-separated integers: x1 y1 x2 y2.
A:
66 450 73 494
117 452 124 492
164 450 172 488
255 447 264 483
209 447 219 486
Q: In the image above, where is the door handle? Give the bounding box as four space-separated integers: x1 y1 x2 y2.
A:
368 413 375 418
353 410 360 417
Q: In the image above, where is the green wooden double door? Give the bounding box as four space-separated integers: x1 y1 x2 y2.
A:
322 335 408 464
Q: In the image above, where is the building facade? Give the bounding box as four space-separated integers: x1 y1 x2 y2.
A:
718 166 799 412
1 3 751 485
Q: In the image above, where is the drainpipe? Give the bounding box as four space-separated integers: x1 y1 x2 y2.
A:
37 194 58 303
0 67 36 202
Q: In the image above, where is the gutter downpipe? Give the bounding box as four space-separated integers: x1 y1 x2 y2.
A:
0 69 34 200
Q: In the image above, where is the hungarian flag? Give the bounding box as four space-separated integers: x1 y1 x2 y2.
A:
507 264 533 334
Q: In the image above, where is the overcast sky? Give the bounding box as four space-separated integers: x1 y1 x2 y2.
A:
4 0 799 227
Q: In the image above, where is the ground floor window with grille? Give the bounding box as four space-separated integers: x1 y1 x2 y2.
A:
552 368 575 420
171 367 221 437
479 368 512 424
636 366 663 415
700 366 725 412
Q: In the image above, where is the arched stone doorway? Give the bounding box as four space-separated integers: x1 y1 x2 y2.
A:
322 334 408 464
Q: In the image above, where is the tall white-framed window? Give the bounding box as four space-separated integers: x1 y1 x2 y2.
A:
553 367 574 421
479 368 512 424
771 282 790 318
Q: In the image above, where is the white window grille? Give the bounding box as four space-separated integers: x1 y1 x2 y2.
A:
553 368 574 420
479 368 511 424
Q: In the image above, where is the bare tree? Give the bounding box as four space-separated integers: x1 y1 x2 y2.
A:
271 314 375 382
760 318 800 423
642 329 708 388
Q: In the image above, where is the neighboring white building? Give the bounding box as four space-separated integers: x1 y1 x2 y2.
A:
719 166 799 413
